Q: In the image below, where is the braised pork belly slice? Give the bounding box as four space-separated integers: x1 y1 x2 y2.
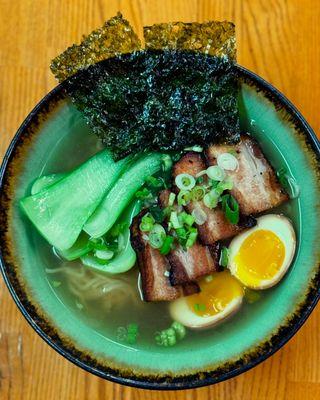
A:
131 214 199 302
158 190 219 285
205 135 288 215
173 152 256 245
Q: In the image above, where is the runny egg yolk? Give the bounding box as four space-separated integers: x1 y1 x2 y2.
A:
187 271 243 317
234 229 285 286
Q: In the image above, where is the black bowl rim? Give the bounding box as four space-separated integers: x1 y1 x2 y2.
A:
0 64 319 391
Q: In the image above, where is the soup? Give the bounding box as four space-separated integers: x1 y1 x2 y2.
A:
24 122 298 350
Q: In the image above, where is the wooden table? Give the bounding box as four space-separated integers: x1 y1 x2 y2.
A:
0 1 319 399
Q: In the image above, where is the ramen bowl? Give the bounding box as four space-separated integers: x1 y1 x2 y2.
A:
0 66 319 390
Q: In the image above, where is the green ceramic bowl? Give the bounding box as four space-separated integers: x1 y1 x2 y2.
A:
0 65 319 390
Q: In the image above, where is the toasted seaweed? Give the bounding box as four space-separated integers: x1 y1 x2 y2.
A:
144 21 236 61
64 50 240 160
51 13 141 81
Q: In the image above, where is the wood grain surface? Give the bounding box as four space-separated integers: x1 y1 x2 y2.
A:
0 1 319 399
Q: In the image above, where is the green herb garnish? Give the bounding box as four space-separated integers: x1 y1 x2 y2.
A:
221 194 239 224
219 247 229 268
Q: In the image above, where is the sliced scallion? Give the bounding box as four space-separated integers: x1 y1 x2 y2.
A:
179 212 195 227
177 190 191 206
139 213 155 232
203 190 219 209
191 185 205 201
171 322 186 340
221 194 239 224
135 187 152 200
161 154 173 172
195 169 207 178
192 208 207 225
148 224 166 249
170 211 182 229
186 229 198 248
184 145 203 152
146 176 163 188
206 165 226 181
176 227 187 241
219 246 229 267
160 235 174 255
95 249 114 260
217 152 239 171
175 173 196 190
168 192 176 206
217 176 233 192
89 237 108 251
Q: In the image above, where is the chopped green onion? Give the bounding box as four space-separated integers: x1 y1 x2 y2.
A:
176 227 187 241
94 249 114 260
177 190 191 206
184 145 203 152
160 235 174 255
203 190 219 209
217 152 239 171
135 187 152 200
175 173 196 190
194 303 206 312
206 165 226 181
286 176 300 199
139 213 155 232
170 211 182 229
204 275 213 283
161 154 173 171
127 323 138 334
89 237 109 250
186 229 198 248
221 194 239 224
52 281 62 288
139 221 154 232
168 192 176 206
117 324 139 344
146 176 163 188
208 179 219 189
196 176 204 184
191 185 206 201
155 321 187 346
195 169 207 178
171 322 186 340
148 224 166 249
276 168 300 199
191 208 207 225
179 212 195 227
219 247 229 267
217 176 233 192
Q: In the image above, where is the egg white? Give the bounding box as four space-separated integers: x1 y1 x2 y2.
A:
169 294 243 329
228 214 296 289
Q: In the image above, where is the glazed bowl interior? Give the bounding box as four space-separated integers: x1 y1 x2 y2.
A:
0 67 319 389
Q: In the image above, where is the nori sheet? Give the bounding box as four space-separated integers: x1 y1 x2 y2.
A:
64 50 240 160
144 21 236 61
51 13 141 81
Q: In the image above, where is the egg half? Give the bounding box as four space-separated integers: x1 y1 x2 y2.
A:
169 270 244 329
228 214 296 290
